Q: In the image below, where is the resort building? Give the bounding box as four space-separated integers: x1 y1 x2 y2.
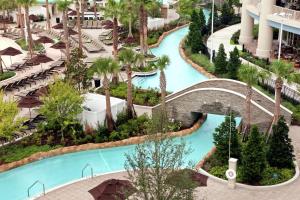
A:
239 0 300 59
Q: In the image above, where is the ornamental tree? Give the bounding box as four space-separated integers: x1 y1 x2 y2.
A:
267 116 295 169
227 47 241 79
241 126 266 184
220 1 234 25
213 114 241 164
214 44 227 75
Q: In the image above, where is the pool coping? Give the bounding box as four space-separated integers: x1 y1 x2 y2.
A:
0 116 206 173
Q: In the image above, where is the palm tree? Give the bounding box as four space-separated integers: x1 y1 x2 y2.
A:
45 0 51 30
154 55 170 125
57 0 72 63
75 0 83 53
93 0 97 19
17 0 35 57
271 60 298 123
121 0 135 38
118 49 143 119
90 58 119 132
238 64 269 139
17 4 25 38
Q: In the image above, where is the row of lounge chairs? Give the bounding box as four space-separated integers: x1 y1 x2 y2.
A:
99 29 113 45
31 24 45 34
2 28 22 40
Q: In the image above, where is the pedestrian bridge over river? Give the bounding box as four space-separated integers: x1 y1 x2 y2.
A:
152 79 292 132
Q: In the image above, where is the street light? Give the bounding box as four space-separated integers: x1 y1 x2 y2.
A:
210 0 215 63
276 12 292 61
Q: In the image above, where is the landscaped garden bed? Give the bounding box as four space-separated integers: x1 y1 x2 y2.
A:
0 71 16 81
16 38 44 52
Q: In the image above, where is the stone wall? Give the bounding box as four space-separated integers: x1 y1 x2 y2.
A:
0 117 206 173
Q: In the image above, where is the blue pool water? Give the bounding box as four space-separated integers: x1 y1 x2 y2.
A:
0 114 232 200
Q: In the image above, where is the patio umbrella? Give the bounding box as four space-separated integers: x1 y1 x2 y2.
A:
88 179 136 200
35 36 54 55
68 10 78 16
52 23 63 29
28 54 53 69
18 96 42 118
166 169 208 189
61 28 77 36
0 47 23 66
50 41 66 58
29 14 39 22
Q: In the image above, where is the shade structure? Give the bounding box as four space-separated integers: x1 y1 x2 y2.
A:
50 41 66 49
166 169 208 189
33 86 49 97
68 10 78 16
28 54 53 67
18 96 43 118
101 20 113 27
61 28 77 36
52 23 63 29
88 179 136 200
29 14 39 22
35 36 54 44
0 47 23 66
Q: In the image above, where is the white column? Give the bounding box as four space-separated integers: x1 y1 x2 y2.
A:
256 0 276 58
239 0 254 44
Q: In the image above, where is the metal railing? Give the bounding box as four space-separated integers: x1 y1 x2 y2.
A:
81 163 94 178
27 180 45 198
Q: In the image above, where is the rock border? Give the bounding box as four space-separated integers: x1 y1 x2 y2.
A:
196 147 300 189
0 116 207 173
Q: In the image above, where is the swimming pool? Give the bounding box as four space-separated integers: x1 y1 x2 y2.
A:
132 9 210 92
0 114 231 200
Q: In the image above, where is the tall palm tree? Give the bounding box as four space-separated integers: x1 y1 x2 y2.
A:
154 55 170 125
271 60 298 123
57 0 72 63
45 0 51 30
17 0 36 57
121 0 135 38
90 58 119 132
17 5 25 38
238 64 269 139
75 0 83 53
118 49 143 119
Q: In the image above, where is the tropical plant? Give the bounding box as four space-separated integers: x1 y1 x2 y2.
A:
267 116 295 169
241 126 266 184
90 58 120 132
39 80 83 142
0 91 26 140
57 0 72 62
213 114 241 164
75 0 83 52
120 0 137 38
118 48 143 119
17 0 36 57
153 55 170 126
238 64 269 138
177 0 196 20
45 0 51 30
271 60 299 123
214 44 227 75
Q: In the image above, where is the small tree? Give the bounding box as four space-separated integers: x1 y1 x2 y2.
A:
39 80 83 142
207 4 219 34
227 47 241 79
213 114 241 164
125 118 196 200
241 126 266 184
199 8 208 35
267 116 295 169
220 1 234 25
214 44 227 75
0 91 25 140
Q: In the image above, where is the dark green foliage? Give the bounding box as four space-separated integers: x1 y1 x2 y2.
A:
241 126 266 183
198 8 207 35
220 1 235 25
0 71 15 81
267 117 295 169
207 5 219 34
260 166 295 185
230 30 240 44
214 44 228 75
213 114 241 164
227 47 241 79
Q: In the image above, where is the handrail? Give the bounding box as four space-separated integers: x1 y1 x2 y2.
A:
27 180 45 198
81 163 94 178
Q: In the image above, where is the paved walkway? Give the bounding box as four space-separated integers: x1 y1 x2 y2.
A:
36 126 300 200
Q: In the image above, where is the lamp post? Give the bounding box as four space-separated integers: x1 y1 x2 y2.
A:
210 0 215 63
278 21 283 61
228 106 232 159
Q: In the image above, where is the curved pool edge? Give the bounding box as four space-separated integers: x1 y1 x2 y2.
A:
0 117 206 173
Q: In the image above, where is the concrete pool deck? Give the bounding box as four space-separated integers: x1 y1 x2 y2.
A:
36 126 300 200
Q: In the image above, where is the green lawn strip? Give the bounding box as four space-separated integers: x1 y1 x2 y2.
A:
0 71 15 81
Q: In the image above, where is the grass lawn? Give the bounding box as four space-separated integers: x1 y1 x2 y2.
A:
0 71 16 81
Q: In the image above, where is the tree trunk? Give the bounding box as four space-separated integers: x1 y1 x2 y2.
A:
76 5 83 53
25 5 34 58
274 78 283 124
103 75 114 132
160 70 167 127
111 17 119 84
128 15 133 38
93 0 97 19
81 0 85 23
62 10 70 62
126 64 135 119
243 85 252 140
139 5 145 55
143 9 148 55
18 6 25 39
0 57 3 74
45 0 51 30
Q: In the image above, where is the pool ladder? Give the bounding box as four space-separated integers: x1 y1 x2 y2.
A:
27 180 45 198
81 163 94 178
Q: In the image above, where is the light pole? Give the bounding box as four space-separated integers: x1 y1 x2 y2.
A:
228 106 232 159
210 0 215 63
278 21 283 61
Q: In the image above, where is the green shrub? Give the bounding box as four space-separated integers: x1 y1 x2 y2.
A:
209 165 228 179
116 111 129 126
185 46 215 73
230 30 240 45
16 39 44 52
0 71 15 81
260 167 295 185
